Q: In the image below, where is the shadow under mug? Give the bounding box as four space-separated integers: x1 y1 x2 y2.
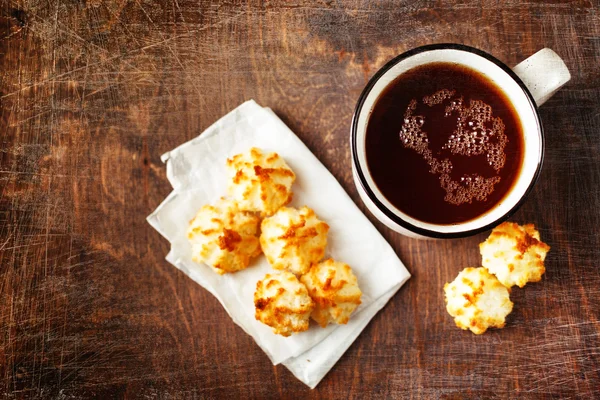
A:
350 44 570 239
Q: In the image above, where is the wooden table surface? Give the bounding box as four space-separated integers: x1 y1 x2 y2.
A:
2 0 599 398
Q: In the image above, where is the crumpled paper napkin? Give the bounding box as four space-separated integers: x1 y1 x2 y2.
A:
147 100 411 388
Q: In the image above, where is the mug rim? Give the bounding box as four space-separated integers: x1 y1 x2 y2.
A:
350 43 545 239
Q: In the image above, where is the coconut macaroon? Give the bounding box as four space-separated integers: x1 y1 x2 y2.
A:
254 271 314 337
187 198 261 275
260 206 329 276
226 147 296 217
444 267 513 335
301 259 362 327
479 222 550 288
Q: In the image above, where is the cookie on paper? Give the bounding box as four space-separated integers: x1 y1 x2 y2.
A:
226 147 295 217
260 206 329 276
187 198 261 274
301 259 362 327
254 271 314 337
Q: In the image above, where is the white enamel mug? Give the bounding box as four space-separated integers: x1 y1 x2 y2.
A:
350 44 570 239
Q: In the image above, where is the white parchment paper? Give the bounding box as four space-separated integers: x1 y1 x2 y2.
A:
147 100 411 388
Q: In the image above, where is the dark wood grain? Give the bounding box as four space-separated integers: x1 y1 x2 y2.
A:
1 0 599 398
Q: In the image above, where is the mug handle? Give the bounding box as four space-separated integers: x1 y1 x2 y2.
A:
512 48 571 107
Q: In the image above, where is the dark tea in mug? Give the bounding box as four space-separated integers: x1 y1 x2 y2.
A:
365 62 524 225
